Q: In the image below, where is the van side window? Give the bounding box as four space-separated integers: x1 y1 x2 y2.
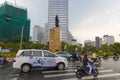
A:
20 51 32 56
43 51 56 57
34 51 42 57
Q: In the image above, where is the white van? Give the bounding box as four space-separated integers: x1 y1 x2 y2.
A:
13 49 68 73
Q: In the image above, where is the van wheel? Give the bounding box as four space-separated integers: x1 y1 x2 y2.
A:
21 64 31 73
57 63 65 70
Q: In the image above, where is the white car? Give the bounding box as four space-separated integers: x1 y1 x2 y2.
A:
13 49 68 73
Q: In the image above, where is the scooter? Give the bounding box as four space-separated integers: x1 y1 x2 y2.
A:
76 62 98 79
91 57 102 67
113 55 119 61
103 55 109 60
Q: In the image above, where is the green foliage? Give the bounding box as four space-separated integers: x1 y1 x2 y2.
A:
83 45 96 53
0 52 16 57
96 52 113 56
61 41 82 54
0 41 120 57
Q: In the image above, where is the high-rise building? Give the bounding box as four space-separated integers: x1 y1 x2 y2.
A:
0 2 30 41
43 23 50 45
48 0 68 42
95 37 102 47
33 25 44 43
103 35 115 45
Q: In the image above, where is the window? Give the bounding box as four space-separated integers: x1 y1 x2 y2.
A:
20 51 32 56
43 51 56 57
34 51 42 57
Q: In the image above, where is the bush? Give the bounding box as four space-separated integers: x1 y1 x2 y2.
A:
0 52 16 57
96 52 113 56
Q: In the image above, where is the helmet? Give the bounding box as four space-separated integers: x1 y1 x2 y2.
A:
84 53 87 57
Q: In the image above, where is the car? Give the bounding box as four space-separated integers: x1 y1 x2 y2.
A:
13 49 68 73
55 52 71 60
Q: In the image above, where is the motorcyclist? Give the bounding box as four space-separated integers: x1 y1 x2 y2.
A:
91 52 97 61
113 52 119 61
83 53 93 75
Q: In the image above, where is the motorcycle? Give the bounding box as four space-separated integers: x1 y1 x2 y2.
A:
103 55 109 60
76 62 98 79
113 55 119 61
91 57 102 67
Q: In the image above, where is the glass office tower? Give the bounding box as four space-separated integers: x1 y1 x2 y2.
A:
48 0 68 42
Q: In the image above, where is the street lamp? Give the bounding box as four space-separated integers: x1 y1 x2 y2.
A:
20 26 24 49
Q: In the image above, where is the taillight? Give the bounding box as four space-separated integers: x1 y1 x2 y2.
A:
13 59 16 62
13 56 20 62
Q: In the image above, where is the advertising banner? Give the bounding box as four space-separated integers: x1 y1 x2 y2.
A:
29 56 56 67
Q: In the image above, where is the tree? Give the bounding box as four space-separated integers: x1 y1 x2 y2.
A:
83 45 96 53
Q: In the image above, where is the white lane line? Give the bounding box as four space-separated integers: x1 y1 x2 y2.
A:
43 69 113 74
11 77 17 80
63 73 120 80
99 69 113 73
9 74 19 77
44 69 113 78
42 69 74 74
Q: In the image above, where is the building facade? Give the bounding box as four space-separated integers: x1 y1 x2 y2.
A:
33 25 44 43
43 23 50 45
84 40 96 47
103 35 115 45
95 37 102 47
48 0 69 43
0 2 30 42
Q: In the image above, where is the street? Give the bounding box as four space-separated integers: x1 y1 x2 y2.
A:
1 58 120 80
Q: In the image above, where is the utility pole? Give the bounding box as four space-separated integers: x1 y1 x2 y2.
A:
20 26 24 49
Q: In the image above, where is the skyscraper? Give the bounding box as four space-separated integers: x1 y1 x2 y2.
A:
33 25 44 43
48 0 68 42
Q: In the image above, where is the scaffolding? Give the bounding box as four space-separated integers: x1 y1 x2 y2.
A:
0 2 30 41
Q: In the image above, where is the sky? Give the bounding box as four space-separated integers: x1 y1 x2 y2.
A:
0 0 120 44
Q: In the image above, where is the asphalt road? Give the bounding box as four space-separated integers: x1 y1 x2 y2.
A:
1 58 120 80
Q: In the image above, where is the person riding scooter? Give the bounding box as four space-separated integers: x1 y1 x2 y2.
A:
103 52 108 60
113 52 119 61
83 53 93 75
91 52 97 62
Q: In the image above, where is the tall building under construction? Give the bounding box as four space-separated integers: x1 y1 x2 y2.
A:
0 2 30 42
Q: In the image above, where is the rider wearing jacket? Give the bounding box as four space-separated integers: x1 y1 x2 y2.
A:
83 53 92 75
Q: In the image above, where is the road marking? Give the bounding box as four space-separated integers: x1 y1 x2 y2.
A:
11 77 17 80
9 74 19 77
43 69 113 74
43 69 113 78
42 69 74 74
63 73 120 80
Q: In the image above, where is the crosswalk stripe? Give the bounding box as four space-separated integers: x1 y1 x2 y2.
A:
63 73 120 80
42 69 74 74
43 69 113 74
43 69 113 78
